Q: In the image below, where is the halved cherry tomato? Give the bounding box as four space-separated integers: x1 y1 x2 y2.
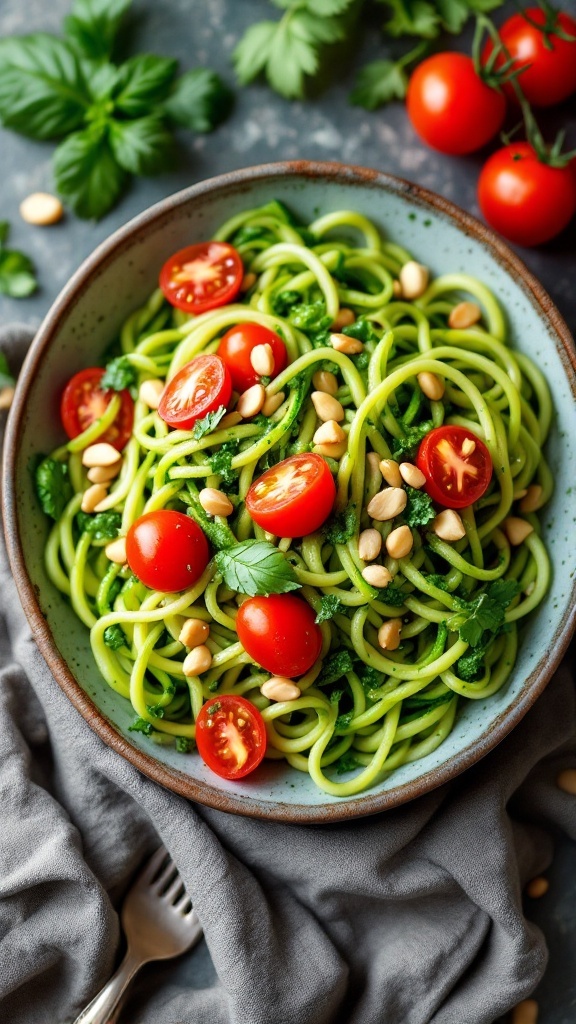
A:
246 453 336 538
126 510 209 592
60 367 134 451
236 594 323 678
217 323 287 392
158 354 232 431
159 242 243 314
416 426 492 509
482 8 576 108
195 694 266 780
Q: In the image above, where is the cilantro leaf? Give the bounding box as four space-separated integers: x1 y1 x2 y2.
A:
215 540 301 597
0 33 89 140
101 356 136 391
317 648 354 687
64 0 131 61
350 59 408 110
35 457 72 520
113 54 178 116
103 624 127 650
324 505 356 546
435 0 470 33
381 0 440 38
192 406 227 441
391 421 432 461
403 485 435 528
448 579 520 648
77 510 122 541
315 594 344 624
53 123 128 220
164 68 233 133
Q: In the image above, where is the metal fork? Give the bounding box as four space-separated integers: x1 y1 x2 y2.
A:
73 847 203 1024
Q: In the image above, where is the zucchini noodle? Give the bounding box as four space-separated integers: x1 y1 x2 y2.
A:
40 200 552 797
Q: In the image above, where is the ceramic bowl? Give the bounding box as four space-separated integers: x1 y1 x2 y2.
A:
3 162 575 823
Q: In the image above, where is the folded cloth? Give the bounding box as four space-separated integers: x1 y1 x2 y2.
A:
1 324 574 1024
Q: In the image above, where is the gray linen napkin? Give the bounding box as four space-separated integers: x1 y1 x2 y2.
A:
1 325 575 1024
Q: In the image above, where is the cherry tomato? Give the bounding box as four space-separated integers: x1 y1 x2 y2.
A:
236 594 322 678
126 510 209 592
195 694 266 780
60 367 134 451
159 241 243 314
416 426 492 509
478 143 576 247
483 8 576 107
158 354 232 431
407 53 506 155
246 453 336 538
217 323 287 392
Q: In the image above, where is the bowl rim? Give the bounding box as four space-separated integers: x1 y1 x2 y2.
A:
3 159 576 823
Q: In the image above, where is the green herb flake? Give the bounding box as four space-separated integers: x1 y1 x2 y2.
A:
317 648 354 687
215 540 301 597
404 485 435 528
208 440 239 487
314 594 344 624
175 736 192 753
103 624 127 650
207 701 221 716
77 510 122 541
335 751 360 774
101 355 136 391
192 405 227 441
392 421 433 461
0 220 38 298
128 717 153 736
335 711 353 731
324 504 356 546
35 457 72 521
448 579 520 648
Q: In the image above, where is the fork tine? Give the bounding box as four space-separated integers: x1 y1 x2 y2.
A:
140 846 170 884
175 892 193 914
163 875 185 904
152 857 177 892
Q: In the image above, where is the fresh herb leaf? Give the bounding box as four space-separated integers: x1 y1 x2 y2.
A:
335 751 360 774
77 510 122 541
391 421 432 461
146 703 165 718
448 579 520 648
315 594 344 624
101 355 136 391
109 114 175 176
128 717 153 736
185 500 237 551
330 687 345 704
425 573 451 592
343 319 380 345
351 59 408 110
0 351 15 388
103 624 127 650
175 736 192 753
357 663 384 692
192 405 227 441
0 224 37 298
53 123 128 220
317 648 354 686
378 584 408 607
381 0 440 38
63 0 131 61
208 441 239 487
113 54 178 116
164 68 233 132
403 485 435 528
272 290 301 316
215 540 301 597
324 504 356 546
35 457 72 520
0 34 89 139
456 642 489 682
232 225 269 249
335 710 353 731
401 690 454 721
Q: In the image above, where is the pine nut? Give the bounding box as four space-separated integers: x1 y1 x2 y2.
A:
399 261 429 300
87 463 121 483
511 1000 538 1024
417 371 445 401
219 410 243 429
19 191 63 226
504 517 534 546
461 437 476 456
331 307 356 331
392 280 402 298
448 301 482 330
250 343 275 376
362 564 392 588
82 442 122 468
312 370 339 396
183 645 212 676
385 525 413 559
262 390 285 416
199 487 234 517
261 677 301 702
311 391 344 422
105 537 127 564
358 528 382 561
0 386 15 410
313 441 347 460
81 483 108 513
139 378 164 409
519 484 543 514
240 271 257 292
237 383 265 418
378 618 402 650
179 618 210 648
367 487 407 522
330 333 364 355
399 462 426 488
379 459 403 488
557 768 576 794
313 420 346 445
433 509 466 542
526 876 549 899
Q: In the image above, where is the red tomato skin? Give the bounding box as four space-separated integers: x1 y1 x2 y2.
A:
246 453 336 538
158 354 232 430
159 242 243 314
60 367 134 451
478 144 576 247
217 323 287 392
236 594 323 678
416 426 492 509
126 510 209 592
195 695 267 780
407 54 506 155
483 9 576 107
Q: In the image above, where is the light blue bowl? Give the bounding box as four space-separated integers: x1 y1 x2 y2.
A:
3 162 575 822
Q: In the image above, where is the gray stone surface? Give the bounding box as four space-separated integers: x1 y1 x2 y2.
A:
0 1 574 1021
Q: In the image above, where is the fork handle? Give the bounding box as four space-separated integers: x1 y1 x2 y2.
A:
72 949 143 1024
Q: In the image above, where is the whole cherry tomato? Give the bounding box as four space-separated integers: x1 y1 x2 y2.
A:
217 322 287 392
236 594 323 678
246 453 336 538
478 143 576 247
158 354 232 431
159 241 243 314
126 510 209 592
60 367 134 451
195 694 267 780
407 53 506 155
483 7 576 107
416 425 492 509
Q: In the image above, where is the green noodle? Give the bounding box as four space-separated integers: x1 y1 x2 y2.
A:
40 201 552 797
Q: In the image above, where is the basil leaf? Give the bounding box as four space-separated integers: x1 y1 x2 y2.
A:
113 54 178 117
100 356 136 391
87 61 121 102
109 115 175 176
35 457 72 520
0 34 88 139
215 541 301 597
164 68 233 133
53 124 128 219
64 0 131 60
